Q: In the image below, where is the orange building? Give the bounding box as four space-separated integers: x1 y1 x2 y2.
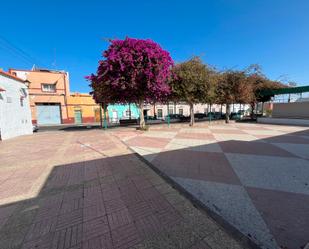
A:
9 68 70 125
67 93 104 124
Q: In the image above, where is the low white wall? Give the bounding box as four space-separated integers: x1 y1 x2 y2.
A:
257 117 309 126
0 75 33 140
272 102 309 119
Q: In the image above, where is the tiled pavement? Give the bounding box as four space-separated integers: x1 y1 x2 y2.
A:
0 130 246 249
113 123 309 249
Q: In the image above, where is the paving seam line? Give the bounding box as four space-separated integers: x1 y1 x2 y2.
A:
114 134 262 249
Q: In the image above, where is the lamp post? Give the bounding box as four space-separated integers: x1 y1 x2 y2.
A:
24 79 31 88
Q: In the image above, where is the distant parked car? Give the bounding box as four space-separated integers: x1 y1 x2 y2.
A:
214 112 224 119
168 114 180 119
206 112 215 120
145 115 156 120
164 114 185 120
230 111 244 120
33 124 38 132
179 115 190 122
194 113 206 119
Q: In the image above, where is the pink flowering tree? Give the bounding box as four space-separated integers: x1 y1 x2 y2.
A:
87 37 174 128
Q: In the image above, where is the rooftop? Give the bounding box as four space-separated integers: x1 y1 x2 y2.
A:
0 69 25 83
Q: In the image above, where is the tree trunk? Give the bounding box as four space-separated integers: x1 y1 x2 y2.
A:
129 103 131 120
139 101 145 128
261 102 264 116
189 103 194 126
103 103 108 129
225 104 230 124
100 103 103 128
250 103 255 120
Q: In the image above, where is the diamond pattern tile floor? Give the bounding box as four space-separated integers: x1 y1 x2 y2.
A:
118 122 309 249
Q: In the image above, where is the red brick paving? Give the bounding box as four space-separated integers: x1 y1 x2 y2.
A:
247 187 309 249
0 130 246 249
153 150 242 185
125 136 171 148
218 140 297 157
255 134 309 144
210 128 246 134
176 132 215 140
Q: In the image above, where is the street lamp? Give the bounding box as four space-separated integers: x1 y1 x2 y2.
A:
24 79 31 88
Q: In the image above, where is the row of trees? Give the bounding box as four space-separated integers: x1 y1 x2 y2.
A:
88 37 285 128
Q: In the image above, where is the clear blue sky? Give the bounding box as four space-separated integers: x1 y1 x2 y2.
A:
1 0 308 92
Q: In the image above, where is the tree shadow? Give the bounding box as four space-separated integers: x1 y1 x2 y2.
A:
0 127 308 249
124 127 309 249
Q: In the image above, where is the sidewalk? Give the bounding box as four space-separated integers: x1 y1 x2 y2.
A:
0 130 247 249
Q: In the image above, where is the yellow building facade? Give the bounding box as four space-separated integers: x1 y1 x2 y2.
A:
67 93 103 124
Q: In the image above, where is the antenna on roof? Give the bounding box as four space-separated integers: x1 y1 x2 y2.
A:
52 48 57 68
31 64 38 71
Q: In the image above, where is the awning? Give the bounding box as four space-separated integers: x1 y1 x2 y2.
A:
260 85 309 97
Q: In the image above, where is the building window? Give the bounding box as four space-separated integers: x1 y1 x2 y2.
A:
179 109 183 115
42 83 56 92
6 96 12 103
125 109 131 117
168 109 173 115
20 97 24 107
157 109 163 118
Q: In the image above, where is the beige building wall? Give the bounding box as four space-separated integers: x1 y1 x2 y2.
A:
272 102 309 119
146 102 226 118
67 93 102 123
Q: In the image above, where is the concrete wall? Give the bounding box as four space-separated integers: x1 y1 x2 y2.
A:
258 117 309 126
272 102 309 119
0 75 33 140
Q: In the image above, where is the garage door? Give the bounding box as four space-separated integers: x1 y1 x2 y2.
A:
36 104 61 125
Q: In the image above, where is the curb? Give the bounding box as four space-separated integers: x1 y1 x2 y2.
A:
118 137 263 249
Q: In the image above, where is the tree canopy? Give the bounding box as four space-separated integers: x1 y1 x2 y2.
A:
88 39 291 127
215 70 252 122
170 57 216 125
87 37 174 128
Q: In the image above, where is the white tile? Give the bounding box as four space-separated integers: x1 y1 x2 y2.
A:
226 153 309 195
172 177 278 249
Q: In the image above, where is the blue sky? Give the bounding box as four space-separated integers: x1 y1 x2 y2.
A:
1 0 308 92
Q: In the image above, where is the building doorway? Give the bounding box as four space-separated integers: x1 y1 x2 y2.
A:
94 108 101 122
36 103 61 125
111 110 118 123
74 110 82 124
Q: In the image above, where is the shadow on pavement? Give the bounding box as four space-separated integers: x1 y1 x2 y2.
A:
120 128 309 249
1 127 308 249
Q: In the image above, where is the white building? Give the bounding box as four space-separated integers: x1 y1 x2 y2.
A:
145 102 226 118
0 70 33 140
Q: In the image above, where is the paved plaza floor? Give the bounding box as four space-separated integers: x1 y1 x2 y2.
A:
0 129 246 249
113 122 309 249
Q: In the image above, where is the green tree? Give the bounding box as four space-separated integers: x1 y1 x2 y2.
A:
215 70 250 123
245 64 285 118
170 57 216 126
